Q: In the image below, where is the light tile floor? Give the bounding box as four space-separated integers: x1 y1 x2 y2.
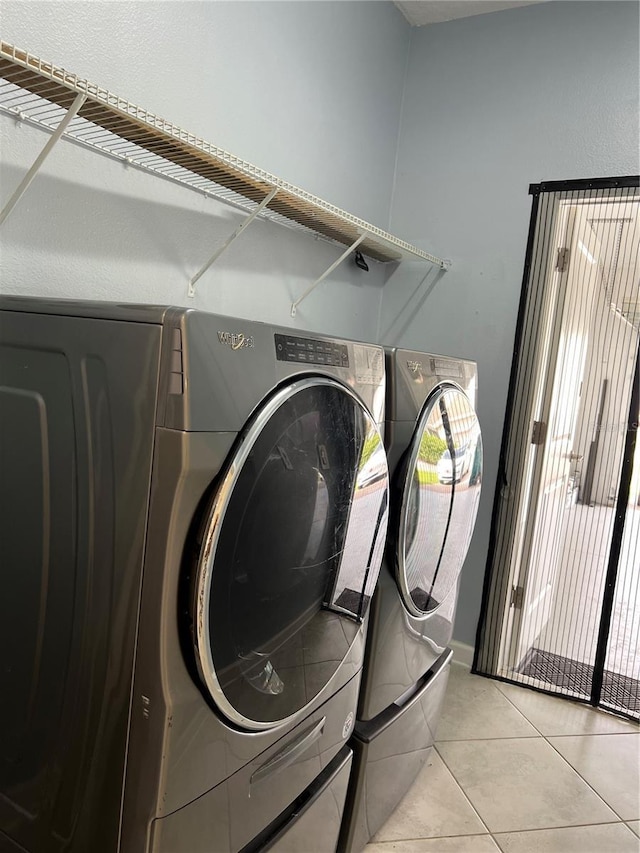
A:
366 662 640 853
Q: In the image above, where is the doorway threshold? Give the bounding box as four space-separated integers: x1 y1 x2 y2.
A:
518 648 640 716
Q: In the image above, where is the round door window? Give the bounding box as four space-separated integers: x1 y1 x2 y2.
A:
190 378 389 730
397 385 482 617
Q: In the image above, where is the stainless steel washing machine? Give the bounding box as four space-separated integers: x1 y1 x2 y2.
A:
339 348 483 852
0 297 390 853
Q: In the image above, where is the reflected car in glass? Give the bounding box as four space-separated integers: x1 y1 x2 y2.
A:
436 444 469 484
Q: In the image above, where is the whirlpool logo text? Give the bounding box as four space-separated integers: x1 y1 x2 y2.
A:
217 331 255 350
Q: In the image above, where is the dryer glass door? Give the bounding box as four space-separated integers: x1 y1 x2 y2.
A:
191 378 389 730
398 386 482 617
434 388 483 611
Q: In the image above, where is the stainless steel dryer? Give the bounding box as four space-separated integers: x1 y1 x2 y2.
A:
339 349 483 852
0 297 389 853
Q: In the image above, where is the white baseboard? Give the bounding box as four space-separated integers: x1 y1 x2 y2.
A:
450 640 474 669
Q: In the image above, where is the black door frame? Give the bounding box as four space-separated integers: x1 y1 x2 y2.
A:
474 175 640 720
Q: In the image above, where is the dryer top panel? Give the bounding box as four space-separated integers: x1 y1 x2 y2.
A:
0 295 171 325
0 297 386 433
385 347 478 422
162 311 386 432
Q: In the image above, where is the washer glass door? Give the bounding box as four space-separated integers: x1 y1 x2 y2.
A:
191 378 389 729
398 385 482 617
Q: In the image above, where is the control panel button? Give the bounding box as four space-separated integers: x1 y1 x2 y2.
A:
275 334 349 368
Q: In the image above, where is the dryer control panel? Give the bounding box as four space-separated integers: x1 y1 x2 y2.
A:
275 333 349 368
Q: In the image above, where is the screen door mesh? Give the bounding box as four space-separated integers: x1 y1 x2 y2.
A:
475 178 640 721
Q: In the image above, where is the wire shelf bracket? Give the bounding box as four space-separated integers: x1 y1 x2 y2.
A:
291 234 366 317
189 186 279 297
0 42 452 308
0 91 86 227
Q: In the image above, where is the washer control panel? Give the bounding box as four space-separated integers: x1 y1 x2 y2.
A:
275 333 349 368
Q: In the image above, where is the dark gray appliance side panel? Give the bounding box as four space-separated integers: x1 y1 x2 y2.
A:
341 652 452 853
384 420 415 480
0 828 29 852
263 747 352 853
119 428 238 851
0 311 162 853
0 295 170 325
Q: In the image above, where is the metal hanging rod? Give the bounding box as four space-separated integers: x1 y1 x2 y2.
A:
0 42 451 296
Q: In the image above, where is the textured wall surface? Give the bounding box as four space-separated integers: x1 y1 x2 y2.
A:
2 1 638 648
381 0 640 646
0 1 409 335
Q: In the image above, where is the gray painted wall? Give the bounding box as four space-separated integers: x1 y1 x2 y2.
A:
0 1 409 337
381 1 640 646
2 1 638 649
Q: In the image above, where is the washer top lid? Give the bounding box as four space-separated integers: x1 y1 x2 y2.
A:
385 347 478 422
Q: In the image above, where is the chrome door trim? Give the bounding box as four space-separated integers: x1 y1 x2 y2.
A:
396 382 464 618
193 375 388 732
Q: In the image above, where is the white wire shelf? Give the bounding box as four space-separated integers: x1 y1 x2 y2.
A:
0 42 448 269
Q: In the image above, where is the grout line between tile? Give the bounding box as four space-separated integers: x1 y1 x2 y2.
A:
547 730 640 738
433 743 493 835
387 671 638 849
491 683 548 738
436 734 540 742
491 831 508 852
543 736 630 824
493 681 632 825
491 819 633 836
437 733 625 831
372 831 493 843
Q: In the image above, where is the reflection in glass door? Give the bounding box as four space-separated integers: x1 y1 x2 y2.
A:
398 386 482 618
190 378 389 730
